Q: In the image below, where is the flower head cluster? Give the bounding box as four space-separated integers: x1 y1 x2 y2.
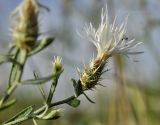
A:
11 0 40 51
79 6 142 90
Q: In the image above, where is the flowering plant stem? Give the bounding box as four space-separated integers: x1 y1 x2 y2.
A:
0 48 27 107
0 0 142 124
2 90 79 125
47 71 61 105
34 95 75 115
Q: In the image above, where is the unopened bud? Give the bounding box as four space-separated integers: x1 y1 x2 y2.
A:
52 56 63 73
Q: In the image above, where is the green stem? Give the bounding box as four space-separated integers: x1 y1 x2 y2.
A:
50 96 75 107
8 49 20 88
47 74 59 104
32 118 38 125
0 49 27 107
0 83 18 106
3 95 78 124
34 95 75 115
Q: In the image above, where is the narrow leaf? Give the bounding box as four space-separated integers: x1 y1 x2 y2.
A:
83 92 95 104
3 117 30 125
72 79 83 97
21 74 54 85
0 99 16 111
67 98 80 107
4 105 34 124
34 71 46 102
36 109 62 120
8 46 15 54
0 54 19 65
28 37 55 56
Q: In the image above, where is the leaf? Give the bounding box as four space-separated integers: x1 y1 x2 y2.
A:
83 92 95 104
0 99 16 111
3 105 34 124
67 98 80 108
33 71 47 102
8 49 20 87
28 37 55 56
8 46 16 54
36 109 62 120
21 74 54 85
72 79 83 97
8 48 27 87
0 54 19 65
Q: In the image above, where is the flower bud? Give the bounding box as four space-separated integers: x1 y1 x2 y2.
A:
80 53 107 90
52 56 63 73
11 0 40 51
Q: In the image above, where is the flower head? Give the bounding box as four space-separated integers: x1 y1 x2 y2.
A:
82 6 142 59
11 0 40 51
52 56 63 73
79 6 142 90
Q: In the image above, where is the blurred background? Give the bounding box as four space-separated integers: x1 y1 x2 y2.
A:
0 0 160 125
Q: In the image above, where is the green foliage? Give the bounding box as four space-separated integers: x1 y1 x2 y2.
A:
28 38 55 56
67 98 81 108
3 106 34 125
0 99 16 111
1 0 158 125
